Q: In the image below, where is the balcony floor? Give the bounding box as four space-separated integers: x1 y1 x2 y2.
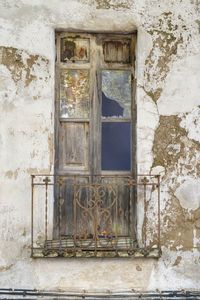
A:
32 238 161 258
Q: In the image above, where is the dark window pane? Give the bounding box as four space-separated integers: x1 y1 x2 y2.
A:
102 70 131 118
101 122 131 171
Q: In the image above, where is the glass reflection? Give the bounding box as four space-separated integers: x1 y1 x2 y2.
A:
102 70 131 118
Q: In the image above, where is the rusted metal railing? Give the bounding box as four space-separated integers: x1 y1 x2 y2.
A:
31 174 161 258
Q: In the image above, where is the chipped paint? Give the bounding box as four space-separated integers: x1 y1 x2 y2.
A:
152 112 200 251
175 179 200 211
144 12 188 103
196 20 200 33
136 265 142 271
161 193 200 250
0 46 49 87
5 169 19 179
152 116 186 169
95 0 131 9
152 113 200 251
172 256 182 267
153 115 200 172
0 264 14 272
180 106 200 143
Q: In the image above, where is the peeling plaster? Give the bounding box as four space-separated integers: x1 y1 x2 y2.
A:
172 255 182 267
5 169 19 179
0 46 49 87
153 115 200 173
196 20 200 33
136 265 142 271
180 106 200 143
161 193 200 250
157 54 200 115
143 12 188 103
152 113 200 250
152 115 186 170
95 0 131 10
148 248 200 290
175 179 200 211
0 46 50 105
0 264 14 272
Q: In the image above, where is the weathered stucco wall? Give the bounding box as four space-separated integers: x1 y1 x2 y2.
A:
0 0 200 292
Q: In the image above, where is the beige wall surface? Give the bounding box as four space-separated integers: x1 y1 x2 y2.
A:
0 0 200 291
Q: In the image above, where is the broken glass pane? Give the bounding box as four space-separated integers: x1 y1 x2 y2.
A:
101 122 131 171
61 38 90 62
60 70 90 118
102 70 131 118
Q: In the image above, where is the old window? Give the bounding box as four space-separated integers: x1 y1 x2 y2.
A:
31 32 161 258
53 32 137 253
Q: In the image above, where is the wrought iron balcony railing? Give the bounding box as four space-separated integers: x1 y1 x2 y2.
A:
31 174 161 258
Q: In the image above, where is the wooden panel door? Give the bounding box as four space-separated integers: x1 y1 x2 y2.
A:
54 33 136 241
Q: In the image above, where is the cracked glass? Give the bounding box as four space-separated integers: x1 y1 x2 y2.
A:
102 70 131 118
